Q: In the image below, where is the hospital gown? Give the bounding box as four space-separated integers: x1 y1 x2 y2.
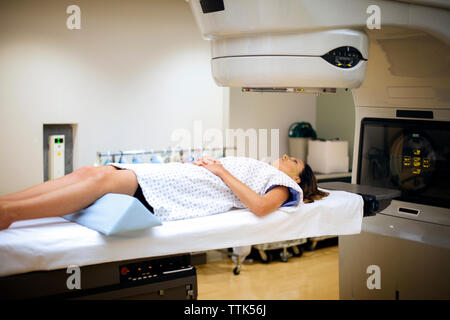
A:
110 156 303 221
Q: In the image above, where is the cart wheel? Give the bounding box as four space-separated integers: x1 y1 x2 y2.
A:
279 247 291 263
290 245 304 257
233 266 241 275
306 240 318 251
258 249 272 264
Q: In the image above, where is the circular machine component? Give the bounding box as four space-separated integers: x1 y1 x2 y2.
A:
211 55 368 88
321 46 366 69
389 131 436 192
209 29 369 88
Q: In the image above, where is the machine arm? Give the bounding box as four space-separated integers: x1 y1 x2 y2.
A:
318 182 401 217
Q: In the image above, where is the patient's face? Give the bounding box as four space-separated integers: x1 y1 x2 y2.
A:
271 154 305 183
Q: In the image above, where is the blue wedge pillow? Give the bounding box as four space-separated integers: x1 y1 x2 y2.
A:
63 193 162 235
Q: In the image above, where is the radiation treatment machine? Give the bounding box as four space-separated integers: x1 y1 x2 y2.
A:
1 0 449 300
188 0 450 299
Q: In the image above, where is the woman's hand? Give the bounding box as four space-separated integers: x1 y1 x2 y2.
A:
193 156 289 217
192 157 227 177
192 156 217 166
202 162 227 177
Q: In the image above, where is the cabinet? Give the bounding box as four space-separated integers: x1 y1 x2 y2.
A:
339 215 450 300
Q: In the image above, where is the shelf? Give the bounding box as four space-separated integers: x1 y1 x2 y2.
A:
316 172 352 181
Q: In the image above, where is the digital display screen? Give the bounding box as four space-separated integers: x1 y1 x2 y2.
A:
54 138 64 144
358 118 450 208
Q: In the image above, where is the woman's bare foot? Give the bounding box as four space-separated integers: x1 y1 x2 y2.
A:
0 201 14 231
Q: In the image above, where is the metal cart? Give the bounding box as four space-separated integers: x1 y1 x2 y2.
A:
307 236 337 250
229 238 307 275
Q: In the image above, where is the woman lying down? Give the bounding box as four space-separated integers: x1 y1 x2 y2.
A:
0 154 328 230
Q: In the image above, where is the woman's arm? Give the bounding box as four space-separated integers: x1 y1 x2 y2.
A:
195 161 290 216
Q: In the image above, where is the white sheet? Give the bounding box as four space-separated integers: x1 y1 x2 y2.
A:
0 189 363 277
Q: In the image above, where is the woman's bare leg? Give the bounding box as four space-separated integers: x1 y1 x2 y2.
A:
0 166 111 202
0 167 138 230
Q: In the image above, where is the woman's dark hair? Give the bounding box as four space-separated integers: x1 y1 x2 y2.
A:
298 164 329 203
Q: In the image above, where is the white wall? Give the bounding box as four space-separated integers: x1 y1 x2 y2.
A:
0 0 224 195
316 89 355 170
228 88 316 161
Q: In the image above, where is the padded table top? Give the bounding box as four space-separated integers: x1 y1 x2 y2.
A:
0 189 363 277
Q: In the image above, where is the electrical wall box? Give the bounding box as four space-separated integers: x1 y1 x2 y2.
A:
48 134 65 180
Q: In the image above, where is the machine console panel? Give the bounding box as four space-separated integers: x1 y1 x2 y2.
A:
119 255 195 284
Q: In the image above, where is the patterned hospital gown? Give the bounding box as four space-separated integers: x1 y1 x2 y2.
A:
110 156 303 221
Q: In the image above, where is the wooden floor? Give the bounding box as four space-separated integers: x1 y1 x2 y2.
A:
196 245 339 300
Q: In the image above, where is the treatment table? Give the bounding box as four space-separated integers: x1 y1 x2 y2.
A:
0 185 398 299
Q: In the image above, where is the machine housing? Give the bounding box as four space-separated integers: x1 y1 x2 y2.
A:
189 0 450 299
